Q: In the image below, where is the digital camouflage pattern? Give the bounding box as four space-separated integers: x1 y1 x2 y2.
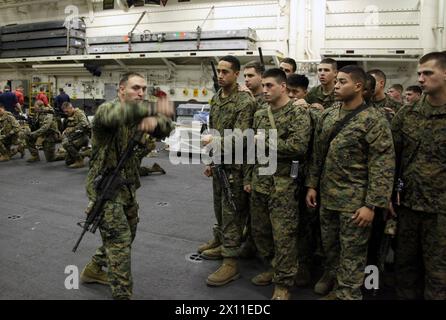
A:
394 206 446 300
391 98 446 214
86 98 173 299
135 133 166 176
209 84 256 257
306 103 395 300
62 108 90 164
250 101 311 287
254 93 268 111
306 104 395 211
392 97 446 300
0 111 25 157
319 206 373 300
373 93 403 113
305 85 336 109
26 107 61 161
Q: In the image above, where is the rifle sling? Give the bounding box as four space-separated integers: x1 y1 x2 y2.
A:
321 103 369 172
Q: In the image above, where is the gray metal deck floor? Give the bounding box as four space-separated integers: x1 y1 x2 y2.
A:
0 149 362 300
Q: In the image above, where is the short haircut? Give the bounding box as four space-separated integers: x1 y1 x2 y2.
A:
61 101 73 109
320 58 338 71
39 87 44 91
281 57 297 73
366 74 376 91
219 55 241 72
367 69 387 85
59 88 64 92
405 85 422 94
390 84 404 93
287 74 309 90
262 68 287 84
244 60 265 75
119 72 145 87
4 85 10 90
419 51 446 69
339 65 367 87
0 102 5 109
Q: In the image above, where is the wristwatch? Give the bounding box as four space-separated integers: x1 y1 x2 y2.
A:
365 204 376 211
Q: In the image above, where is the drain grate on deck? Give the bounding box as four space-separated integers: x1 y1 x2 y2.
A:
7 215 22 220
156 202 169 207
186 253 203 263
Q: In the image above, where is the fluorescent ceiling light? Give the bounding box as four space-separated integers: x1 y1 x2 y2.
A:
32 63 85 69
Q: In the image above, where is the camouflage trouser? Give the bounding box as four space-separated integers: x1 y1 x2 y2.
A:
297 203 323 269
394 206 446 300
62 135 88 164
91 199 139 299
250 184 299 288
0 133 25 156
212 166 249 258
320 206 372 300
26 134 56 161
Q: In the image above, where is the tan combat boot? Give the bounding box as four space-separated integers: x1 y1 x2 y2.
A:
197 237 221 254
68 159 85 169
201 245 222 260
251 270 274 286
314 271 335 295
295 264 311 287
206 258 240 286
26 154 40 163
0 155 10 162
80 261 109 285
150 162 166 174
319 291 339 300
271 285 291 300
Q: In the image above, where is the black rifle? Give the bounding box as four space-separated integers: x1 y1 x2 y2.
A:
15 114 36 130
65 127 90 142
213 164 237 215
72 130 144 252
258 47 265 70
210 61 219 92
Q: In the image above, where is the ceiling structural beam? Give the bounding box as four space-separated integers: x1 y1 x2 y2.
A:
161 57 176 79
86 0 95 23
0 0 59 9
114 59 128 70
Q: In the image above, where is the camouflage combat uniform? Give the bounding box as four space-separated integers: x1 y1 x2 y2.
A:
304 85 336 109
0 111 25 158
306 104 395 300
135 133 165 176
61 108 90 165
250 101 311 288
391 97 446 300
373 93 403 114
86 98 173 299
297 106 324 277
254 93 268 111
209 84 256 258
26 106 61 161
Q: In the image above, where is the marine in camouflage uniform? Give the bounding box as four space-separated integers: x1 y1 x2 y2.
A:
60 102 90 168
287 76 325 287
25 101 61 162
135 133 166 176
248 68 311 299
0 106 25 161
391 52 446 300
80 73 173 300
203 56 256 287
306 66 395 300
305 85 336 110
373 93 403 113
